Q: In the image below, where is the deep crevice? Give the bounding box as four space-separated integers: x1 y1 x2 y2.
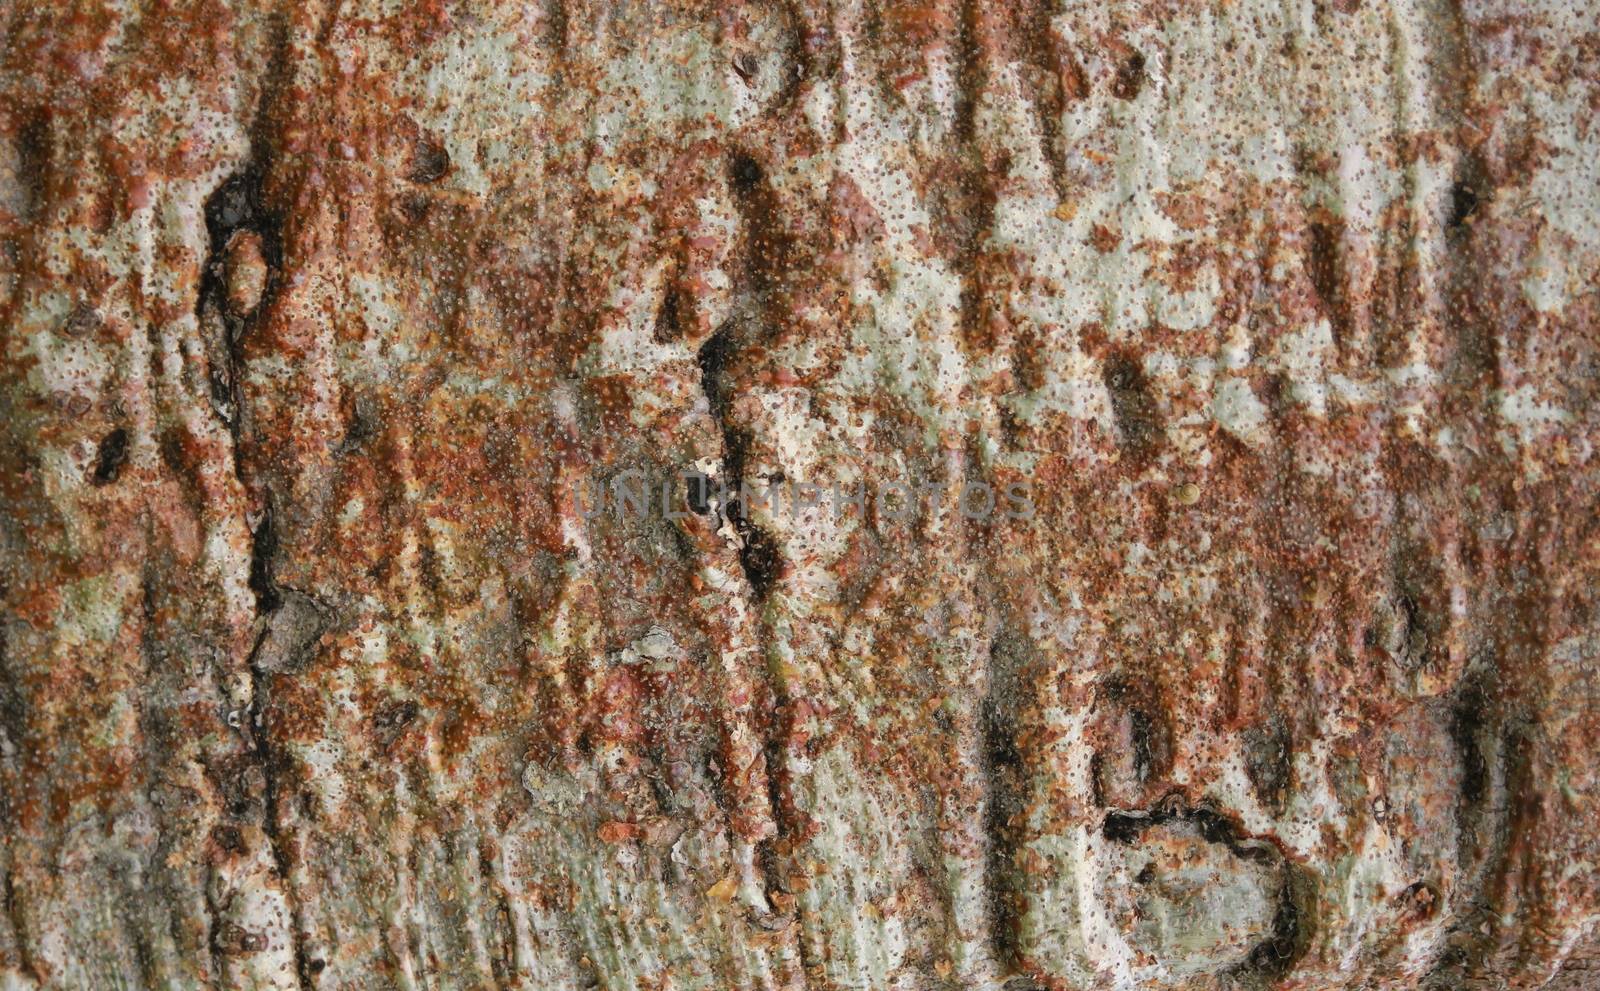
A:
755 733 792 915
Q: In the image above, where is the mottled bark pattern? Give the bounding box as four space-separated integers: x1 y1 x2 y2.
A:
1 1 1597 989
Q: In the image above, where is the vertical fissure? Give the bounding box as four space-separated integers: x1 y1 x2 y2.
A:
978 633 1027 974
192 12 316 985
702 151 790 604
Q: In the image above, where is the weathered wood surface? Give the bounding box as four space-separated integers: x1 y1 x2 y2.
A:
1 1 1598 988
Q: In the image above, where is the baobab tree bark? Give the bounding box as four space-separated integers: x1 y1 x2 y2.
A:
1 1 1598 989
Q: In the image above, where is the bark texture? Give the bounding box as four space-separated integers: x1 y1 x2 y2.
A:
2 1 1598 989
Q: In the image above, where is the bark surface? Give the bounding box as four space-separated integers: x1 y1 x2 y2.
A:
1 1 1598 989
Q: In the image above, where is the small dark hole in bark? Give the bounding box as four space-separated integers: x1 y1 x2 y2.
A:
1102 811 1148 843
16 114 49 217
1103 353 1160 460
1448 181 1479 229
63 301 100 338
214 825 245 853
738 524 782 599
1451 683 1490 805
375 700 418 730
338 395 379 454
248 509 281 613
654 285 683 343
697 324 736 419
733 52 759 84
1112 51 1146 100
685 471 713 514
91 428 129 486
206 174 256 236
409 135 451 185
730 154 764 193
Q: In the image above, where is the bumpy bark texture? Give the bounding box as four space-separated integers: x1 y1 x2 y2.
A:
2 1 1598 989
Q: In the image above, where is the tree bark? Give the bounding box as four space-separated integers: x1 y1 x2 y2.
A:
2 1 1598 989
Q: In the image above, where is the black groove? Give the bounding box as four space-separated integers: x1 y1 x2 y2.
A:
1305 217 1352 351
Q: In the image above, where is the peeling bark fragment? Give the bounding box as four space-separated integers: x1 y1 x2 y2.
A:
248 589 329 675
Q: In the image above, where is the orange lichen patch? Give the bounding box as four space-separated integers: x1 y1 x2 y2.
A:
1155 190 1211 231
